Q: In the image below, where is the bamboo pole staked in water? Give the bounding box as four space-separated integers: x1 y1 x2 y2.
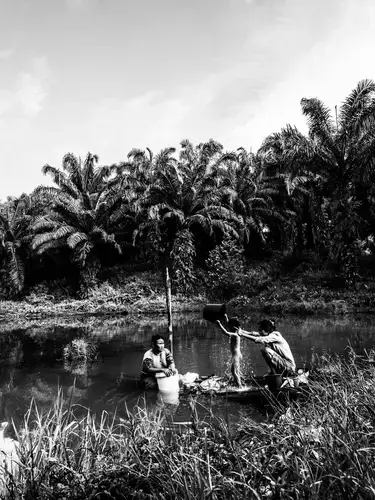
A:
165 266 173 354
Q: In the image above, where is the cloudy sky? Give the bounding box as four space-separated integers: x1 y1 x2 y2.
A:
0 0 374 200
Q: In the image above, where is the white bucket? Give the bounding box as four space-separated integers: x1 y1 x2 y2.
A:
156 373 180 392
159 391 179 405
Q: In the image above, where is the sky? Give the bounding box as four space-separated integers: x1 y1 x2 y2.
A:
0 0 375 200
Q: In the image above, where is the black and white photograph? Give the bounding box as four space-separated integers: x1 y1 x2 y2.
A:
0 0 374 498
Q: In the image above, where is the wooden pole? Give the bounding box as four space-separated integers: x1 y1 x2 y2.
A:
165 266 173 354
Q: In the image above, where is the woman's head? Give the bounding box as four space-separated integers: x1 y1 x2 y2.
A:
259 318 276 334
151 335 165 352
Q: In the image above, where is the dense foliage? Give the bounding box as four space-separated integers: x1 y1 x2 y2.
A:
2 80 375 299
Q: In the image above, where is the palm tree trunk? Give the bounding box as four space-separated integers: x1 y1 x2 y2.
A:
78 256 100 298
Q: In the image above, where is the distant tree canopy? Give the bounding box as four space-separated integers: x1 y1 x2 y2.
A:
2 79 375 298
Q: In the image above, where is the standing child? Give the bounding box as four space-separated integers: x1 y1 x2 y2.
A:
216 316 243 388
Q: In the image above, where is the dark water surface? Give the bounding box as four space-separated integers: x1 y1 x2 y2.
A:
0 312 374 426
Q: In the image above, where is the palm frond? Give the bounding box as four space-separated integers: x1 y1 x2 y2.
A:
32 231 60 250
34 238 67 255
91 227 122 254
32 216 57 233
42 165 81 199
82 152 99 191
339 79 375 132
62 153 84 192
73 241 93 266
53 224 76 239
67 232 88 249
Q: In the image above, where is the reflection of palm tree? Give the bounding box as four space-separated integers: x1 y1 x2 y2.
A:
64 359 89 389
32 153 123 296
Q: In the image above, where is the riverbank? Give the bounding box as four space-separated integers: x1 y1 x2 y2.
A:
0 275 205 320
1 351 374 499
0 295 204 320
1 267 375 319
228 278 375 315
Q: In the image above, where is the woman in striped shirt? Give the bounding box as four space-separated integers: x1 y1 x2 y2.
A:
140 335 177 388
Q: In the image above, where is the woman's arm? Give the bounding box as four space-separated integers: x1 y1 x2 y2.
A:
142 358 170 375
165 350 177 373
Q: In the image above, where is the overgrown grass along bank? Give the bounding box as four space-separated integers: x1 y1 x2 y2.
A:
1 350 375 499
0 273 205 319
2 261 375 318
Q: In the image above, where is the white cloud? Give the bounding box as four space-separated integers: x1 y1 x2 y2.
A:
0 90 14 115
0 116 48 200
0 56 50 117
40 0 375 170
0 48 13 59
0 55 51 199
77 91 190 161
65 0 96 12
15 72 47 116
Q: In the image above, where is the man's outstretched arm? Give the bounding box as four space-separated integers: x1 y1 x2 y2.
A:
239 329 261 340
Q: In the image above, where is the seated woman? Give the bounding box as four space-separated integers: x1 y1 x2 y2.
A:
140 335 178 389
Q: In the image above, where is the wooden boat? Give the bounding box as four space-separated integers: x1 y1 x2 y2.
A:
194 373 309 404
117 372 310 405
216 383 305 404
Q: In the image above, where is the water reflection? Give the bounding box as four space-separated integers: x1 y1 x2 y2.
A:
0 312 374 427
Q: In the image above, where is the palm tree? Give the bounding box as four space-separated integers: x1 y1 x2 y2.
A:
0 195 33 298
259 126 318 255
116 147 155 195
138 140 241 292
32 153 124 297
259 79 375 284
216 147 280 256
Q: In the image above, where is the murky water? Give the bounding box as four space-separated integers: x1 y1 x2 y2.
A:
0 311 374 427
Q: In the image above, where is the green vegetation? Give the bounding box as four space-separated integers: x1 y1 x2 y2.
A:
2 80 375 314
0 351 374 499
63 338 97 362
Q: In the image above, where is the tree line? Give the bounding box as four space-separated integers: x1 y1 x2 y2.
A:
1 79 375 299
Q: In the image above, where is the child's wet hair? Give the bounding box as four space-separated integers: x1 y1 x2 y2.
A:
259 318 276 333
228 317 241 329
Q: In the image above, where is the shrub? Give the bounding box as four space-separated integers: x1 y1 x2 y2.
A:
63 338 97 362
205 236 245 300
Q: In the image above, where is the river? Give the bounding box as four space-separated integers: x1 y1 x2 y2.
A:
0 311 374 427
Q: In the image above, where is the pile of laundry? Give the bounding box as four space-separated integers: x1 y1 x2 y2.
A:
179 373 241 394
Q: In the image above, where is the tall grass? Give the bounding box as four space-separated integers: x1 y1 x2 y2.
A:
1 349 375 499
